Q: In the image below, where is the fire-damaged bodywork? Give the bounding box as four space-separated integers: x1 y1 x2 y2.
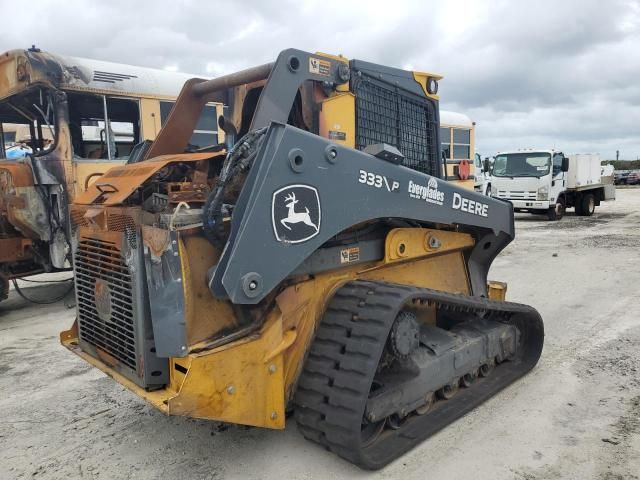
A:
0 48 210 300
0 74 71 297
61 49 543 469
0 164 50 240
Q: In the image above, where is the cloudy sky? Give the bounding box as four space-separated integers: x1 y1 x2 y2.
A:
1 0 638 159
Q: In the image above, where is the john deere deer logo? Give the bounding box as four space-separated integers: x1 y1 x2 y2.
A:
272 185 321 244
281 192 319 232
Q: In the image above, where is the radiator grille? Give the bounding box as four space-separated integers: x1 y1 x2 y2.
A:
497 190 537 200
107 214 138 248
353 73 440 177
69 210 138 248
75 237 136 370
70 209 86 228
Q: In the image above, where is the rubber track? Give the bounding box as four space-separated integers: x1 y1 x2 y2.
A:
294 280 544 470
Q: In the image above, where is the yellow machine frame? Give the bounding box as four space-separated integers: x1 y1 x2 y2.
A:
62 224 506 429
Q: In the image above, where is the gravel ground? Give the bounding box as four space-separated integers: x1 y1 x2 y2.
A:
1 189 639 480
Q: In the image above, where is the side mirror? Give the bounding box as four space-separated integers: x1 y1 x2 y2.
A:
562 157 569 172
483 158 490 173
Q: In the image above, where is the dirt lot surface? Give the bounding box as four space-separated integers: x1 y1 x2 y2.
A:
1 189 639 480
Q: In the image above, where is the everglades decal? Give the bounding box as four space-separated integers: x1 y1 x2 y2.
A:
408 177 445 206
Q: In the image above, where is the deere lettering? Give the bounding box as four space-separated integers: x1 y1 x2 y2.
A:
452 192 489 217
408 178 444 206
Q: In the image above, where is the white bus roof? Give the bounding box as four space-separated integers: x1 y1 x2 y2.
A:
49 51 198 98
2 48 203 100
440 110 473 128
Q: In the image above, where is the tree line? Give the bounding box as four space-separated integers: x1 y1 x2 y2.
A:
603 160 640 170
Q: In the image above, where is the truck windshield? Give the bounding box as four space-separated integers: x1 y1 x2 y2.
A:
492 152 551 177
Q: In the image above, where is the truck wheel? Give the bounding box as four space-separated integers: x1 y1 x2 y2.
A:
547 198 565 221
581 193 595 216
574 196 583 216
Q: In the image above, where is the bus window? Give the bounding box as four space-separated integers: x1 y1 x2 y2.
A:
190 105 219 149
3 130 16 145
68 93 140 160
160 101 219 151
440 127 451 159
1 125 14 157
0 88 57 157
452 128 470 159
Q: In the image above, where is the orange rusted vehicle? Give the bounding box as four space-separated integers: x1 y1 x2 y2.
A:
0 46 223 301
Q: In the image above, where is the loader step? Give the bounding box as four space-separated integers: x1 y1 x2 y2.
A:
294 280 544 470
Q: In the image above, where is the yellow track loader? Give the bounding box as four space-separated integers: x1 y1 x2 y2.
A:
61 49 544 469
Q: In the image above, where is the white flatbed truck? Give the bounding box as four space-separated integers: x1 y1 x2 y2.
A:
490 149 615 220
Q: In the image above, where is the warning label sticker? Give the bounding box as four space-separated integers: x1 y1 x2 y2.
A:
309 57 331 76
328 130 346 141
340 247 360 264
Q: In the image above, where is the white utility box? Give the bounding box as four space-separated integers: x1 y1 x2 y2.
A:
567 154 601 189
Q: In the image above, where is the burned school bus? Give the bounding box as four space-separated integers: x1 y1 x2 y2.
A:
0 47 223 301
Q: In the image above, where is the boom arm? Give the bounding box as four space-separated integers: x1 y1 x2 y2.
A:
209 122 514 305
144 49 350 160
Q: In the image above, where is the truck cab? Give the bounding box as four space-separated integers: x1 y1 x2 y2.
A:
491 149 566 218
491 149 614 220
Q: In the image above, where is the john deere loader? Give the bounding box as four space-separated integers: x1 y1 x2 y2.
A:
61 49 544 469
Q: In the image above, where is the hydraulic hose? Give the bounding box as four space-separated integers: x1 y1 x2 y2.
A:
202 128 267 248
12 277 74 305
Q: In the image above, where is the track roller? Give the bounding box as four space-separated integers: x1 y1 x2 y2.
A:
438 380 460 400
415 393 435 415
461 370 478 388
479 360 495 377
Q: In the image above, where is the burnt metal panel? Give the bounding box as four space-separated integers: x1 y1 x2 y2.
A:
142 226 188 358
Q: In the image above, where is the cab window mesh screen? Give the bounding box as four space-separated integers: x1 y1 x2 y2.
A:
352 73 440 177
